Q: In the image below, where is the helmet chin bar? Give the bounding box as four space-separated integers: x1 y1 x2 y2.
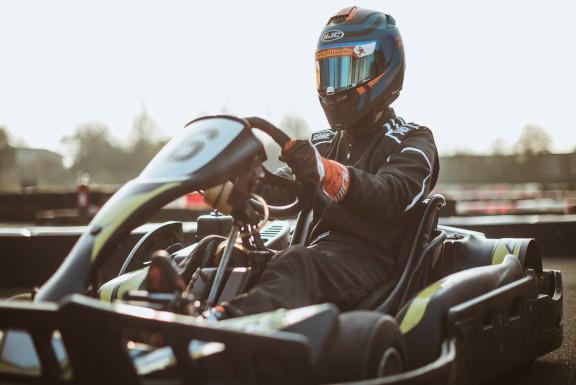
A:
322 98 383 131
319 88 360 131
320 85 401 131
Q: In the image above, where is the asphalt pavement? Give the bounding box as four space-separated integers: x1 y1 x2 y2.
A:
484 257 575 385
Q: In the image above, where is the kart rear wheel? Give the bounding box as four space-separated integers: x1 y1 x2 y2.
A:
318 311 407 383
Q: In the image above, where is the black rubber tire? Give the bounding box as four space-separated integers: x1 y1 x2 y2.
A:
318 311 407 383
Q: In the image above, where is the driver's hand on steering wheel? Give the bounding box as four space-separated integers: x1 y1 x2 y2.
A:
281 140 350 202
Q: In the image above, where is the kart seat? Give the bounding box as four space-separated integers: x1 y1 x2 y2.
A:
357 194 447 314
290 194 447 315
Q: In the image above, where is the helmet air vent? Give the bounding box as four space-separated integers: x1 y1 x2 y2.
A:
327 6 359 25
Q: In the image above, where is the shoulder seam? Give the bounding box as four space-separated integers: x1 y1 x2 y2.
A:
383 118 425 144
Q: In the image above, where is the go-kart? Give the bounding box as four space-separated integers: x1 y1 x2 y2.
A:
0 116 563 385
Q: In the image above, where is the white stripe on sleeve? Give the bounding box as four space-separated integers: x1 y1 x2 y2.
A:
312 144 326 181
401 146 432 212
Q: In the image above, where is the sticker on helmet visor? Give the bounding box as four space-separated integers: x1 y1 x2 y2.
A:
316 42 378 94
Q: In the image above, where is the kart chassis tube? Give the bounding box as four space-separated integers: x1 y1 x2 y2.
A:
206 224 239 308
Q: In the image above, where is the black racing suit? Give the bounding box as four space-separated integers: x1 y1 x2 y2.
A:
226 108 439 316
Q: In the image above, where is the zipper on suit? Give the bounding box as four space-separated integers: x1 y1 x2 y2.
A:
346 143 352 162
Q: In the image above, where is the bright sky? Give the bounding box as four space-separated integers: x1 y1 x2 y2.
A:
1 1 575 155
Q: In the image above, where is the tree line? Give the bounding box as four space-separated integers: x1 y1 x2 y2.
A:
0 112 569 191
0 110 312 191
455 124 555 156
60 109 167 185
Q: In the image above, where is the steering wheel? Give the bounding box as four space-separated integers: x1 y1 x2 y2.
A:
243 116 305 218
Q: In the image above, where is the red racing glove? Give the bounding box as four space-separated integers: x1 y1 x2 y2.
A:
281 140 350 202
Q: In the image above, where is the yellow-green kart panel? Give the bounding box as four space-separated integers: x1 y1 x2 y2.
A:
98 268 149 302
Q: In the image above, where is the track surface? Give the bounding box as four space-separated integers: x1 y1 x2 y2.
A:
484 257 575 385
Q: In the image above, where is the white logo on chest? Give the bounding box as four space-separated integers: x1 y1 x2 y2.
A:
312 132 334 142
388 125 411 136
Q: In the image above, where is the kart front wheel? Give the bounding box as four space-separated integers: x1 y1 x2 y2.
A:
318 311 407 383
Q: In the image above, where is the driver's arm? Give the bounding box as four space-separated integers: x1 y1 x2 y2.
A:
254 166 298 207
342 128 438 222
281 127 438 222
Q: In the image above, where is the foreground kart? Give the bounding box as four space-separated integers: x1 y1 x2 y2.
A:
0 116 563 385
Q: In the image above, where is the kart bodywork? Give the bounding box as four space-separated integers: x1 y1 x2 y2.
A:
0 116 563 385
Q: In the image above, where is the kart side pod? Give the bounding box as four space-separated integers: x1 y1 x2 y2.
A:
397 250 562 385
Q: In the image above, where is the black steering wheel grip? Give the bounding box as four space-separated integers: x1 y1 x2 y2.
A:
243 116 303 218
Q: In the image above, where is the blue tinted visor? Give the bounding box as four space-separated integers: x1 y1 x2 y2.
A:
316 41 386 94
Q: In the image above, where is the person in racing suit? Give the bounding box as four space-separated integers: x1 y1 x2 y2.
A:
216 7 440 317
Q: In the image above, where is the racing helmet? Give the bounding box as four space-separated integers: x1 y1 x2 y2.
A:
316 6 405 130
